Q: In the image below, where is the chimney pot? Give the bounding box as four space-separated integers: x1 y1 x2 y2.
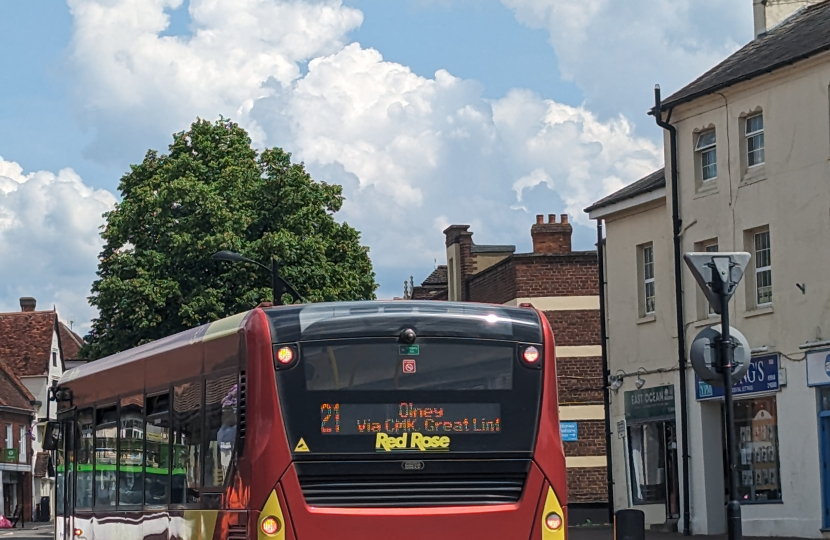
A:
548 214 556 224
19 297 36 312
561 214 569 224
536 215 544 224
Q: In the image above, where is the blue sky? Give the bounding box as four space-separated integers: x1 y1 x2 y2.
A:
0 0 752 331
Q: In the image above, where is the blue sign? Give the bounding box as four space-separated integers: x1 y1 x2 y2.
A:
696 354 779 401
561 422 578 441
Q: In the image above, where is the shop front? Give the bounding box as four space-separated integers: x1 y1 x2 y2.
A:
623 384 679 527
806 348 830 529
696 353 782 506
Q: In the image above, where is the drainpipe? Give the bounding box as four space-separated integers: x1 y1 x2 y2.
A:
596 221 615 524
652 85 691 536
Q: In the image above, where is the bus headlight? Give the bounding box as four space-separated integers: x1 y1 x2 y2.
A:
261 516 281 536
545 512 563 531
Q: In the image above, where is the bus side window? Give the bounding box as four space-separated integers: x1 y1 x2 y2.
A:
145 393 171 506
204 374 238 488
119 394 144 506
94 405 118 509
172 381 202 505
76 409 94 510
55 424 64 516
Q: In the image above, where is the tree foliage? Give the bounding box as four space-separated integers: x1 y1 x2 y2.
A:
80 118 377 360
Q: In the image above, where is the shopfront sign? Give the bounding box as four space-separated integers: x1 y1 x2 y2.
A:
624 385 675 422
696 353 779 401
0 449 18 463
560 422 578 442
806 348 830 387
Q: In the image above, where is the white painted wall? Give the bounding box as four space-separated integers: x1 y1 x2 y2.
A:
597 47 830 537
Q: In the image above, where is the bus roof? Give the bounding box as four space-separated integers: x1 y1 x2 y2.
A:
265 300 543 344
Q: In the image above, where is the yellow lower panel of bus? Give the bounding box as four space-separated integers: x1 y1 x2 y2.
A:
541 487 566 540
259 490 287 540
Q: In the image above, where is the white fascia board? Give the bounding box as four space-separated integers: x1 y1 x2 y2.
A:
588 187 666 220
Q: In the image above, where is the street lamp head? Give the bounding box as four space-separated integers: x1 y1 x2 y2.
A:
212 250 247 263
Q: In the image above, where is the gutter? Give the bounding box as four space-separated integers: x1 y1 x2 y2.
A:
596 223 615 524
651 85 692 536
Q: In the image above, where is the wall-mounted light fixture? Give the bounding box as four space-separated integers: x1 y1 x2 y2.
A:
635 367 647 389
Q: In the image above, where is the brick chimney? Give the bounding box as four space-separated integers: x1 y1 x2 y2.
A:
753 0 821 37
443 225 476 301
531 214 572 254
19 297 36 312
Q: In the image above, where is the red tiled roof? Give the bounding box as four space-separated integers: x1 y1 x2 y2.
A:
0 311 57 377
58 322 84 361
0 359 36 411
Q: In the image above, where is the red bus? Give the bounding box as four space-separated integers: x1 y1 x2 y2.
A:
48 301 567 540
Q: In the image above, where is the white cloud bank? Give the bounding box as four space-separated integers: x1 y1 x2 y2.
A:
3 0 692 324
64 0 661 279
501 0 753 122
0 160 116 333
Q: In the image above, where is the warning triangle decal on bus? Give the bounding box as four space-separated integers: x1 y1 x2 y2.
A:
294 438 310 452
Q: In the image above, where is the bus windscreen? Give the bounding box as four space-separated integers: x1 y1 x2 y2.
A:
276 338 544 457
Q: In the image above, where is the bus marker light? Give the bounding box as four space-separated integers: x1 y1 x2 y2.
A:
261 516 281 536
545 512 563 531
276 346 294 364
523 346 540 363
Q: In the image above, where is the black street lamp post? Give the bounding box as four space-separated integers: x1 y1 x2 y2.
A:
212 250 302 306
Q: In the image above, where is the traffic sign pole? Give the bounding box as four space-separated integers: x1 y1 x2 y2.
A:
715 263 742 540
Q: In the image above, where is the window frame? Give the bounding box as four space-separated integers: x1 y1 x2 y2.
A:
93 403 119 510
201 369 240 493
745 113 765 168
170 377 204 508
695 130 717 182
18 425 25 464
117 393 145 509
143 388 172 509
754 230 772 307
642 244 656 316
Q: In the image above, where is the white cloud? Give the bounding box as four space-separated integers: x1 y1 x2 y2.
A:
0 160 117 334
65 0 662 302
501 0 753 123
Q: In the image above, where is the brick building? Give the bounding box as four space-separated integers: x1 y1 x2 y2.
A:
0 297 81 521
411 214 608 523
0 360 36 523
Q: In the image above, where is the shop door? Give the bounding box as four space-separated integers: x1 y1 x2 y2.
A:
820 415 830 529
663 422 680 519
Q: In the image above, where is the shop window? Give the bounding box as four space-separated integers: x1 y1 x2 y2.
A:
76 409 94 509
172 381 202 505
95 405 118 508
204 374 238 488
731 396 781 502
18 426 25 463
119 394 144 506
145 393 171 506
628 422 666 504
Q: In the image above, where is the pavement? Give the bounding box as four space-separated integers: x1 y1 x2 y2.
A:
569 525 814 540
0 523 816 540
0 522 53 540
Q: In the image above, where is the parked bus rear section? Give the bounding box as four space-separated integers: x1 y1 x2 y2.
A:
52 300 567 540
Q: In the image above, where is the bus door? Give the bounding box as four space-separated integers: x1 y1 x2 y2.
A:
57 413 75 540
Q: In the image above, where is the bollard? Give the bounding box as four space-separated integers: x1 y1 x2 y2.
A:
614 509 645 540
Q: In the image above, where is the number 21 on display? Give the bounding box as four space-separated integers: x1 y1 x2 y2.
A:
321 403 341 433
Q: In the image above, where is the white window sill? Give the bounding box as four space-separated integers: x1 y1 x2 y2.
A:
637 314 657 325
741 164 766 186
695 181 718 198
744 305 774 319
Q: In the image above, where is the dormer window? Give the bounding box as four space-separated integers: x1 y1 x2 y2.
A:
695 130 717 182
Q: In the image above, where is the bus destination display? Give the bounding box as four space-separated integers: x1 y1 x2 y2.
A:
320 403 501 435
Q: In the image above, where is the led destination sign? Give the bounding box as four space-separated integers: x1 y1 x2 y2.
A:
320 403 502 435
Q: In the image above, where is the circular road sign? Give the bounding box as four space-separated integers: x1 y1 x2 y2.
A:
690 324 750 387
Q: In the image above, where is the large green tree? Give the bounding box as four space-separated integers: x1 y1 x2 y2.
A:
80 117 377 360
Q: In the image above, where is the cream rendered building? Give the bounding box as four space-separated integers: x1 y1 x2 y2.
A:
587 1 830 537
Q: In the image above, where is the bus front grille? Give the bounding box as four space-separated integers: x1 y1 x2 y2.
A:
297 472 527 508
